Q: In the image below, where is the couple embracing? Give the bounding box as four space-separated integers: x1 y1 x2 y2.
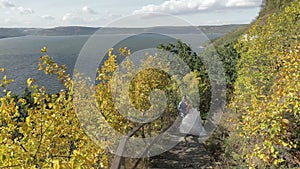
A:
178 95 207 142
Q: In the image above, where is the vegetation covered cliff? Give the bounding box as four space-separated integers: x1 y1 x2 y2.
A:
209 0 299 168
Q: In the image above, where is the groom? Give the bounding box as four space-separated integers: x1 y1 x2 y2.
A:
178 95 191 118
178 96 207 143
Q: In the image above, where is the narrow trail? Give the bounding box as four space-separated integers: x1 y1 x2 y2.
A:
110 108 217 169
148 135 213 169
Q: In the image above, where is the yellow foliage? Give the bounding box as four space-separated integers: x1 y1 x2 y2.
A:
0 41 204 168
227 1 300 168
0 47 108 168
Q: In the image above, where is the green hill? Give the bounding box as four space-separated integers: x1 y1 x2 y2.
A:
0 24 246 39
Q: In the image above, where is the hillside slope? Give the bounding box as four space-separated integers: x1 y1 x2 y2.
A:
211 1 300 168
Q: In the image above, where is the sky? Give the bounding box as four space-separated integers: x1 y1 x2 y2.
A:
0 0 263 28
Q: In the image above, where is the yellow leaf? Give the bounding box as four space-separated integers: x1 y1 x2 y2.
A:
18 98 27 105
41 46 48 53
48 103 53 108
27 78 33 87
30 165 37 169
127 49 131 56
282 119 289 125
53 159 60 169
26 116 31 125
270 146 275 153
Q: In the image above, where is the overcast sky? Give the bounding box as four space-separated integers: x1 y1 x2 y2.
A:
0 0 263 28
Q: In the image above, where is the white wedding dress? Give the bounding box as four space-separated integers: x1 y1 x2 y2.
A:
179 108 207 136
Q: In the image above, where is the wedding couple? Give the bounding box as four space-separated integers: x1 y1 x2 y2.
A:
178 96 207 142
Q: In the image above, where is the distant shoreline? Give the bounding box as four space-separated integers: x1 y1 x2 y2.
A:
0 24 247 40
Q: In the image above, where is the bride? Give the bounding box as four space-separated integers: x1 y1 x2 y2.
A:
178 96 207 139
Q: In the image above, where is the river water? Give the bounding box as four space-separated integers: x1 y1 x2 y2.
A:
0 33 221 95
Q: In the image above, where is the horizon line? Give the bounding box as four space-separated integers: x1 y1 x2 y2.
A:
0 23 249 29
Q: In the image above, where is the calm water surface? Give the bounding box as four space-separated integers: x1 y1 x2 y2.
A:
0 33 221 95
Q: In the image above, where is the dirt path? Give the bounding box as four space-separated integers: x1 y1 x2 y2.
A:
148 135 213 169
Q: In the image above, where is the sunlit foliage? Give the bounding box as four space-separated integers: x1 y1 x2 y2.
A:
0 49 108 168
0 46 201 168
226 1 300 167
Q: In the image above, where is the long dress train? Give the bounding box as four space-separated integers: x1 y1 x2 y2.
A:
179 108 207 136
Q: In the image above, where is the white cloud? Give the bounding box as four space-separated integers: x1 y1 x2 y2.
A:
61 13 88 25
41 15 55 20
133 0 262 15
16 6 34 14
104 10 122 18
82 5 98 14
226 0 261 7
4 18 11 23
0 0 34 14
61 8 123 26
0 0 15 8
134 0 217 15
62 13 75 21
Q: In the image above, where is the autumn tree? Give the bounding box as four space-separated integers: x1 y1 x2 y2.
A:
0 45 201 168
